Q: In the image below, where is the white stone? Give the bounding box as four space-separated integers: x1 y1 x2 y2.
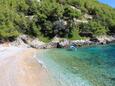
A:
84 14 93 19
70 6 81 12
74 18 88 24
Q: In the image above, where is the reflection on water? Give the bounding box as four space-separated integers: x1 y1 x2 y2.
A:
37 44 115 86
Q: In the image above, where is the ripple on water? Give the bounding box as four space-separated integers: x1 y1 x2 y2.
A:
37 44 115 86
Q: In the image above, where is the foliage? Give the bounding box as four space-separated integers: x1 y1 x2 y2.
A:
79 21 108 35
0 21 19 41
64 5 81 19
0 0 115 42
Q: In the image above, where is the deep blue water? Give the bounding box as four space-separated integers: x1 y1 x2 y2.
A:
37 44 115 86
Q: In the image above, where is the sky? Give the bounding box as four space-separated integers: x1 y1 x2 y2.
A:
99 0 115 8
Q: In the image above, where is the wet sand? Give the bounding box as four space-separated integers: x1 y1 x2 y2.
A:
0 46 60 86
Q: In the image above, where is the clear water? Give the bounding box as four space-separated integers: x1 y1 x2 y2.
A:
37 44 115 86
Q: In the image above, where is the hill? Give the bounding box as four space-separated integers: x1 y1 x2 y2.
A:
0 0 115 42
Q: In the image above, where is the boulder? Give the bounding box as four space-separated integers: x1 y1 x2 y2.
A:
29 38 45 48
59 39 70 47
46 42 59 48
47 38 70 48
11 35 45 49
11 35 30 48
96 35 115 44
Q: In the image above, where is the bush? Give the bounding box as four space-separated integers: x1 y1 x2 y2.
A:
0 0 115 42
79 21 108 36
64 5 81 19
0 21 19 41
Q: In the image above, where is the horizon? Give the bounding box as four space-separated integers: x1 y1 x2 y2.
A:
99 0 115 8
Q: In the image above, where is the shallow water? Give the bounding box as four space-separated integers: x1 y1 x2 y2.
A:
37 44 115 86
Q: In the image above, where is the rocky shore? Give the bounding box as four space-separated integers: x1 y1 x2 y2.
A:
1 35 115 49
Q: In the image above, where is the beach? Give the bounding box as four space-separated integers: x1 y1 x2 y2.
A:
0 43 115 86
0 45 60 86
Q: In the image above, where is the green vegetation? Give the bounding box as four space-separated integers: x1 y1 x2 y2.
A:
0 0 115 42
79 21 108 35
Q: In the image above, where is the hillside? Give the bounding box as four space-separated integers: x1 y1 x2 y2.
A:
0 0 115 42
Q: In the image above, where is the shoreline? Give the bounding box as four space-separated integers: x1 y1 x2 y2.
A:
0 45 61 86
17 35 115 49
1 35 115 49
0 41 114 86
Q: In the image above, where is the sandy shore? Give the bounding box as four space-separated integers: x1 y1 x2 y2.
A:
0 46 61 86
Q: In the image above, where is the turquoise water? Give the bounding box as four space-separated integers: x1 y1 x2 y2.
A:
37 44 115 86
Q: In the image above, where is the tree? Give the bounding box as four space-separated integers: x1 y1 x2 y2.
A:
79 21 108 36
64 5 81 19
0 21 19 41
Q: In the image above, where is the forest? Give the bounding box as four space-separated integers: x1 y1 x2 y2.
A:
0 0 115 42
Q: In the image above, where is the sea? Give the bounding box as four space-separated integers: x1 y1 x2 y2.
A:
37 43 115 86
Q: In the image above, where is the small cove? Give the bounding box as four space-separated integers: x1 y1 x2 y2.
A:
37 44 115 86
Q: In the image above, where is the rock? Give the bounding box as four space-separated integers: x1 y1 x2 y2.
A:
72 39 93 46
46 42 59 48
73 18 88 24
11 36 30 48
11 35 45 49
29 0 40 2
51 36 62 43
90 37 99 42
48 37 63 48
57 42 62 48
59 39 70 47
84 14 93 20
29 38 45 49
36 0 40 2
25 16 34 21
0 39 4 44
50 38 95 48
96 35 115 44
79 32 93 37
9 35 115 49
47 38 70 48
70 6 81 12
51 37 70 48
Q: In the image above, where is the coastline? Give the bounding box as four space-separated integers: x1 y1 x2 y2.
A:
0 45 61 86
0 35 115 86
1 35 115 49
0 40 114 86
